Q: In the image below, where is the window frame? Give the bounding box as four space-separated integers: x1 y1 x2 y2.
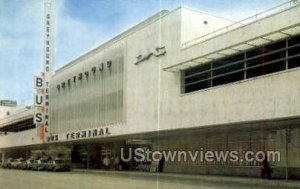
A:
182 35 300 94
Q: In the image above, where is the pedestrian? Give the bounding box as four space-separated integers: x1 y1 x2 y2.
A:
261 155 272 179
114 156 120 170
158 155 165 173
103 155 111 170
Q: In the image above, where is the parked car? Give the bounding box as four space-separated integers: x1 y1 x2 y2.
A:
47 159 70 171
10 158 25 169
2 158 14 169
32 159 48 171
21 159 35 170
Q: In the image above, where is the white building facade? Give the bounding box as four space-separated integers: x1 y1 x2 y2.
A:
1 2 300 178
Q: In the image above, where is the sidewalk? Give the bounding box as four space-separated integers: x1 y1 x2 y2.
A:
73 169 300 188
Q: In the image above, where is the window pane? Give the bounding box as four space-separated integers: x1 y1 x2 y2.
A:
182 37 293 94
288 57 300 69
288 45 300 56
246 48 263 58
184 63 210 76
288 34 300 69
185 81 211 93
213 71 244 87
213 62 244 76
246 45 285 79
213 54 244 68
185 72 210 84
247 60 285 78
264 40 286 52
288 35 300 46
184 63 211 93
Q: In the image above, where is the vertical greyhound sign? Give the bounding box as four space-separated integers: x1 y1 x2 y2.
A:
34 0 54 142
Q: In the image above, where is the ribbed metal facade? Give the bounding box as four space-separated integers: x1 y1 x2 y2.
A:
50 45 124 133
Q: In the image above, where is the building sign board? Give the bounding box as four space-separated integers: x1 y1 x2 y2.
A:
45 127 111 143
34 1 54 141
33 76 44 89
134 46 166 65
66 127 111 140
46 133 59 142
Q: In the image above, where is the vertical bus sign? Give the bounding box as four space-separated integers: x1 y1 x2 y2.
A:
34 74 45 140
34 75 44 124
43 1 53 136
34 0 54 142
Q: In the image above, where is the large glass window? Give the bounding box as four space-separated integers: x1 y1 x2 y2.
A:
212 54 244 86
182 34 300 93
184 64 211 93
246 40 286 78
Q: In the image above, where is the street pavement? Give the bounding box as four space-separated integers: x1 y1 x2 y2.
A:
0 168 299 189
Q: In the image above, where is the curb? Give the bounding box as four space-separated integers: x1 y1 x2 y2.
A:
72 169 300 188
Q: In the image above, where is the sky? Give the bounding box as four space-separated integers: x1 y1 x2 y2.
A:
0 0 288 105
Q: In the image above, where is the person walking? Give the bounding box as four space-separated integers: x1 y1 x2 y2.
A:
261 155 272 179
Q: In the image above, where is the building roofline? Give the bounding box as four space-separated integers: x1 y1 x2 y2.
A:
180 6 237 23
54 5 237 74
55 9 171 74
0 108 33 128
182 0 299 48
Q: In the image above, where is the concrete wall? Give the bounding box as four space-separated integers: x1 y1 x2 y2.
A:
0 107 33 127
158 5 300 134
159 68 300 131
0 104 27 120
180 8 234 45
50 44 125 133
46 7 236 139
152 127 300 178
113 7 235 136
165 4 300 68
0 129 42 148
123 8 181 135
0 106 16 119
46 6 300 140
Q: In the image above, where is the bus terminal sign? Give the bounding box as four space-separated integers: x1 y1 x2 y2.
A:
34 1 54 142
66 127 111 140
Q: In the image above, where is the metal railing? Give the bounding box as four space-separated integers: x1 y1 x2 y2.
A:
182 0 300 48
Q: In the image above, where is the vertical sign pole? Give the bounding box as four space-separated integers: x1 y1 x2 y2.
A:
34 0 54 142
43 0 54 140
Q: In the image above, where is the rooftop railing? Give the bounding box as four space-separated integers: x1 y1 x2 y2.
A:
182 0 300 48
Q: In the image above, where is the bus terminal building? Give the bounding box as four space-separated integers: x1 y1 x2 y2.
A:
1 3 300 178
